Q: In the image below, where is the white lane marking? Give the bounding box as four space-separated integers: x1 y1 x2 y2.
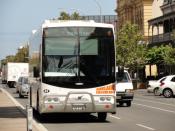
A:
109 115 121 119
136 124 155 131
134 98 175 107
133 102 175 114
135 94 175 102
1 88 48 131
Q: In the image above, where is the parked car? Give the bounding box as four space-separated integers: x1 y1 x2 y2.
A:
158 75 175 98
16 76 30 98
147 76 166 95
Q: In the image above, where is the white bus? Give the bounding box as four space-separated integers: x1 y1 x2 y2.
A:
29 20 116 121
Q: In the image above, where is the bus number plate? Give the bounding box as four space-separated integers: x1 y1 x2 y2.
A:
72 104 86 111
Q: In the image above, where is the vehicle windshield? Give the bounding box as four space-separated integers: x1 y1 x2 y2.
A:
116 72 130 82
42 26 115 88
23 78 28 84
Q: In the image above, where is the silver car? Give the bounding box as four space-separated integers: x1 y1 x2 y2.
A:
16 77 29 98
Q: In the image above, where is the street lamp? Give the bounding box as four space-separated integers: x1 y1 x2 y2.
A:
93 0 102 22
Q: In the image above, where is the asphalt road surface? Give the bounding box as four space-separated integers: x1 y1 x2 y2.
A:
1 83 175 131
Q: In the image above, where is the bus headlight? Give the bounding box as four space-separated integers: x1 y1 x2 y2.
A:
44 96 60 104
95 96 114 104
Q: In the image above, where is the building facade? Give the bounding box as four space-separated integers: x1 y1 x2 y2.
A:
116 0 155 40
148 0 175 46
116 0 171 80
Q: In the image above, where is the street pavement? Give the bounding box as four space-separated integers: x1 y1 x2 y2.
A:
1 83 175 131
0 84 46 131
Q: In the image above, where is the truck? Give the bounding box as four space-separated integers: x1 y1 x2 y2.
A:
2 62 29 88
116 67 134 107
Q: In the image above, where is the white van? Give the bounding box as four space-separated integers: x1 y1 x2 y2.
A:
116 68 134 107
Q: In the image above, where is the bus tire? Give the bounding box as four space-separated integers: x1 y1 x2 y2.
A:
98 112 107 121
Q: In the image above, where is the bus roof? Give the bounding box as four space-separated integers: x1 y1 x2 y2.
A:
42 20 114 29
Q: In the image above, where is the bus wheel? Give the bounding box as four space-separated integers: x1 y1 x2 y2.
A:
98 112 107 121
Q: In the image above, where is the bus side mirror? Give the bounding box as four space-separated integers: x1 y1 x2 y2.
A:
33 67 39 78
118 66 124 77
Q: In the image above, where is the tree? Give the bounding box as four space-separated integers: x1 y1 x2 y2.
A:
116 22 147 72
71 12 81 20
6 55 16 62
146 45 175 75
58 11 71 20
163 45 175 65
58 11 82 20
146 45 175 65
14 45 29 62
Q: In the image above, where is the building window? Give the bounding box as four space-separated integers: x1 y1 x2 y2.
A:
163 0 170 5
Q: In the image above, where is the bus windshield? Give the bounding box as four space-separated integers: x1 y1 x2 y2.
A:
42 27 115 88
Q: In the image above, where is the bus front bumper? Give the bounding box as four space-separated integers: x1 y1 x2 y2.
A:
40 102 116 114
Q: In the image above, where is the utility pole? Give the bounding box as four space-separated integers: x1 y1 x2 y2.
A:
93 0 102 22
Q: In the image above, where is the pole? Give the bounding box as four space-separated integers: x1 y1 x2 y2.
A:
93 0 102 22
27 87 33 131
26 104 33 131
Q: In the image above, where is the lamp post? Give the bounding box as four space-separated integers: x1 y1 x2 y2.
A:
93 0 102 22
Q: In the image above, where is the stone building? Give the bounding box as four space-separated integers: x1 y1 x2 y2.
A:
116 0 156 40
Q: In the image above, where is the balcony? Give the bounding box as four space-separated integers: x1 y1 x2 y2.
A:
149 32 174 45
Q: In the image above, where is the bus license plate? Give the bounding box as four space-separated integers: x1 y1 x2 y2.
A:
72 104 86 111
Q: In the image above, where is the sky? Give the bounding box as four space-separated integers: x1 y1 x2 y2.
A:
0 0 116 60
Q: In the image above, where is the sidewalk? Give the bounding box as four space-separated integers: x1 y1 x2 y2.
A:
0 88 39 131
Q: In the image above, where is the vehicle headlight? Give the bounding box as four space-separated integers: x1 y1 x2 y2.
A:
44 96 60 104
95 96 114 104
125 89 133 93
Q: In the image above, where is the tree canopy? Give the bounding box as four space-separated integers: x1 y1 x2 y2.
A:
58 11 82 20
146 45 175 66
116 22 147 71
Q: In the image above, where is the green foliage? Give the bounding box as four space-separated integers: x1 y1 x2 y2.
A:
6 55 16 62
1 44 29 65
146 45 175 66
71 12 81 20
58 11 82 20
163 45 175 65
116 22 146 71
58 11 71 20
14 45 29 62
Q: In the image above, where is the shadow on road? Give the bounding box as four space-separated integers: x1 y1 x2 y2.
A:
33 110 110 124
0 106 26 118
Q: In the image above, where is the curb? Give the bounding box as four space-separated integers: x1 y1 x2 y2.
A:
0 87 48 131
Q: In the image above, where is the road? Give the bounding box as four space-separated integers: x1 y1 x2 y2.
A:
1 83 175 131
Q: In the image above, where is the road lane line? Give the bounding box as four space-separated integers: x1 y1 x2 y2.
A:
109 115 121 120
1 88 48 131
134 98 175 107
136 124 155 130
133 102 175 114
